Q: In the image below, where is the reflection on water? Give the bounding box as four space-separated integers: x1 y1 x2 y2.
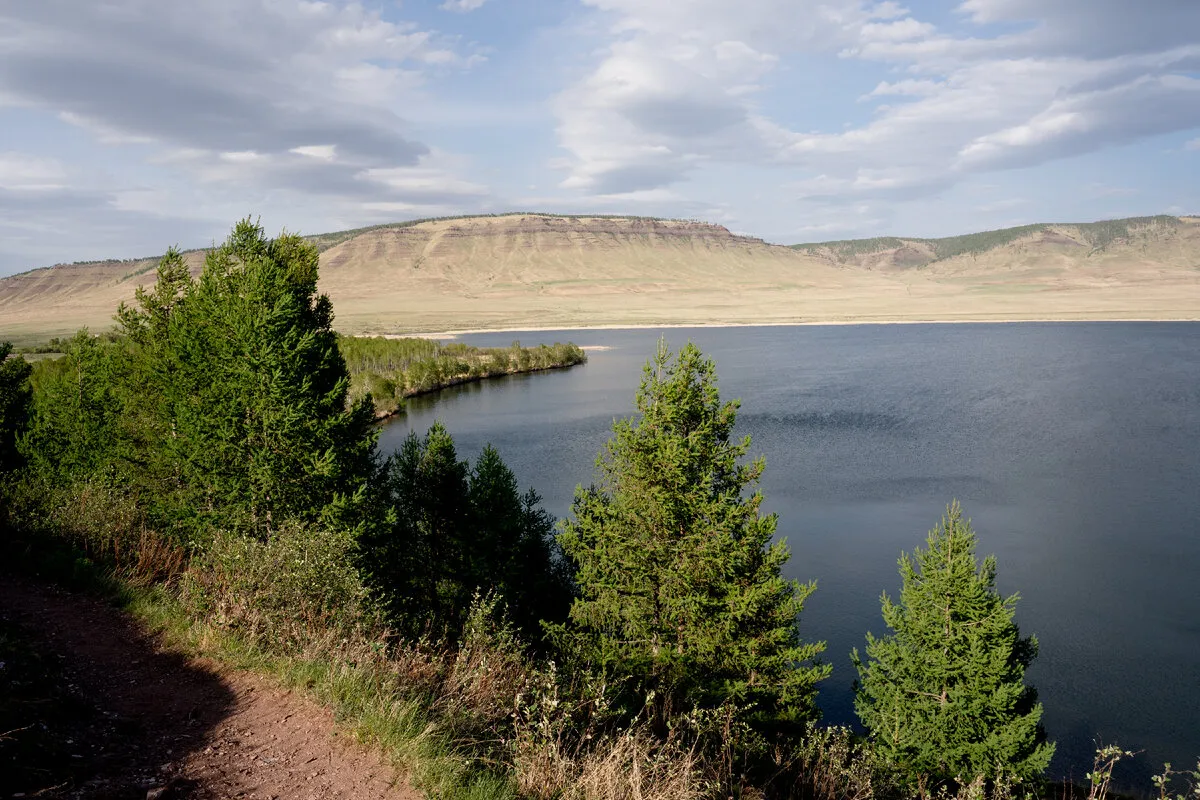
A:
378 323 1200 784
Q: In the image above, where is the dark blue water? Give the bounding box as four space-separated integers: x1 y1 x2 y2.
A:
378 323 1200 784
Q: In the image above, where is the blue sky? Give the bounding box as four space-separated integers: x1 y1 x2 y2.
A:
1 0 1198 274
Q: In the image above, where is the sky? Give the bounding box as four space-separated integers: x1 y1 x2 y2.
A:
1 0 1199 275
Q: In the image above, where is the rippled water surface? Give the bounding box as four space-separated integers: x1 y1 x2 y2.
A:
378 323 1200 782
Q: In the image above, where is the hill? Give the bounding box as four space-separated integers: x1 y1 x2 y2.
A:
2 213 1199 344
790 215 1191 269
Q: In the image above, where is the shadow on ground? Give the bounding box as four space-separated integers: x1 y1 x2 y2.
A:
1 578 236 799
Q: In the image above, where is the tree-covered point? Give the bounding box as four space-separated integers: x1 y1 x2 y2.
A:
339 335 586 417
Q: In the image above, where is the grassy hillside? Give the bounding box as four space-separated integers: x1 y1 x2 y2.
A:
791 215 1187 266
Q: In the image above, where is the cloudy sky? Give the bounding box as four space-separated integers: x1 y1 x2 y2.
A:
1 0 1198 274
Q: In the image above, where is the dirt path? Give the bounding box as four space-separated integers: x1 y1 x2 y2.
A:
0 579 420 800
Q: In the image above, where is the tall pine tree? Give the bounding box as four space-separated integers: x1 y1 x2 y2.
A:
117 220 377 539
555 340 829 735
853 502 1054 794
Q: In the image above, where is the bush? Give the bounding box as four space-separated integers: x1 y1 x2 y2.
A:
184 521 379 653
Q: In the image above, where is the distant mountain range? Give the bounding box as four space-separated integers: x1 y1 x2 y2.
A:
3 213 1198 344
790 215 1193 269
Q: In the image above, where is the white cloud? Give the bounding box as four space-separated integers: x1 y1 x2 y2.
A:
976 197 1026 212
0 152 67 190
862 79 944 99
1187 138 1200 151
552 0 1200 206
220 151 265 163
441 0 489 11
361 165 489 197
0 2 488 189
0 0 497 269
291 145 338 161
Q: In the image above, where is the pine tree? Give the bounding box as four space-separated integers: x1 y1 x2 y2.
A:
364 425 571 640
117 220 377 538
555 340 829 735
22 331 128 481
371 421 473 633
468 445 573 639
853 502 1054 794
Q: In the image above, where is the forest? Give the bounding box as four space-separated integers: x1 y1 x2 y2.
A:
1 220 1195 800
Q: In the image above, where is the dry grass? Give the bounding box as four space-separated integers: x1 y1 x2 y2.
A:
4 214 1200 346
571 731 708 800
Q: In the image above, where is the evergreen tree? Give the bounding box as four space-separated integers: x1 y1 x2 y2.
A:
555 340 829 735
853 502 1054 794
117 220 377 538
22 331 128 481
468 445 573 638
364 424 572 641
0 343 33 473
370 421 473 633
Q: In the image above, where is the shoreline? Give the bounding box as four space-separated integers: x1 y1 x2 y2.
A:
369 359 588 423
385 317 1200 340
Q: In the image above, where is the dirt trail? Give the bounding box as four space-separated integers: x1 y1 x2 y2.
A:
0 579 420 800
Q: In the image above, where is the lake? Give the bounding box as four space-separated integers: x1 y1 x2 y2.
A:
378 323 1200 784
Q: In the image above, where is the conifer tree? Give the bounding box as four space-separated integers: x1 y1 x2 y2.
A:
555 340 829 735
371 421 473 632
22 331 127 481
0 342 33 473
853 502 1054 794
468 445 573 637
364 425 571 640
117 219 377 538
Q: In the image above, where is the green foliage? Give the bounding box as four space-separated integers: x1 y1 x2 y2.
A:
340 336 586 417
115 220 378 539
467 445 574 638
1153 760 1200 800
183 521 379 653
853 502 1054 794
0 343 33 473
927 225 1046 260
13 337 66 355
554 340 829 738
362 422 572 642
1072 215 1181 250
22 331 128 481
792 237 911 259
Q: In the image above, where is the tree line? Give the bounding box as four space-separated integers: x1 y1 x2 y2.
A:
8 218 1173 800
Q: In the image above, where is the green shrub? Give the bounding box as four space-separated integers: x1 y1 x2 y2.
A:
184 521 379 653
